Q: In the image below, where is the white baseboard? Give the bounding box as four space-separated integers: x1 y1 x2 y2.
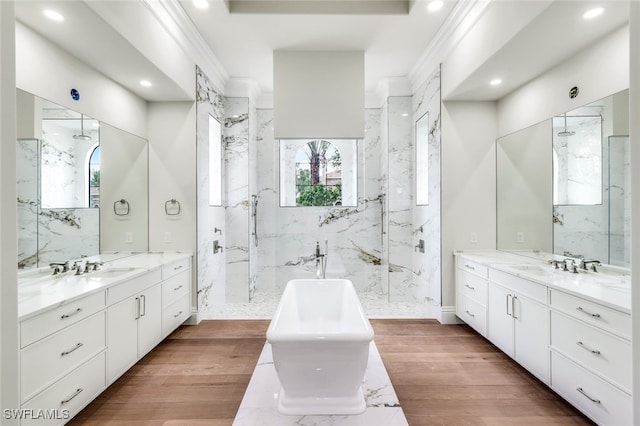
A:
184 310 202 326
437 305 463 324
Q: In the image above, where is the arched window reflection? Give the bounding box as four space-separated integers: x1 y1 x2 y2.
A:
88 145 100 208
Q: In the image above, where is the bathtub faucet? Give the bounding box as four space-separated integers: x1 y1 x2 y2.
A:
314 240 328 279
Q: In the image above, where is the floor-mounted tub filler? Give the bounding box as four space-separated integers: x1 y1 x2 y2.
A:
266 279 374 415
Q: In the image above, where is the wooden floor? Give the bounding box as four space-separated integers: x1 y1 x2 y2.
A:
71 320 593 425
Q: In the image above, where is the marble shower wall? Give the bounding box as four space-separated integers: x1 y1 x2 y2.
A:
254 109 386 297
608 135 630 266
17 138 39 268
411 66 442 306
224 97 250 303
385 96 415 303
249 101 258 300
195 66 226 315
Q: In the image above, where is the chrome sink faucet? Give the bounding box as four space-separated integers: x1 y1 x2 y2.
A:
49 261 70 275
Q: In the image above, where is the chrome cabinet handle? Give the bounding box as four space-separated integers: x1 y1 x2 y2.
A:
174 285 183 291
506 294 512 316
135 297 140 320
464 284 475 291
61 342 83 357
174 311 183 318
576 387 601 404
173 264 183 271
464 264 475 271
61 308 82 319
576 341 601 355
512 295 518 320
61 388 83 405
140 295 146 317
576 307 601 318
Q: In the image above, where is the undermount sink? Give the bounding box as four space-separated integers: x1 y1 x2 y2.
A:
86 267 140 279
508 264 553 275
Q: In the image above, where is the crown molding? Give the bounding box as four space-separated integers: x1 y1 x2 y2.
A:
142 0 229 95
225 77 262 104
408 0 491 94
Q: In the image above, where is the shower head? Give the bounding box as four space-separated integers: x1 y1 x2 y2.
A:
73 114 92 140
557 113 575 137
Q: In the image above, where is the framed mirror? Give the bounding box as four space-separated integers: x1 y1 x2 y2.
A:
279 139 357 207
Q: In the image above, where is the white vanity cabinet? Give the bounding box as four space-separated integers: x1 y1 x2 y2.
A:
107 269 162 383
19 291 107 424
487 269 549 384
160 257 192 338
455 258 489 337
549 289 632 425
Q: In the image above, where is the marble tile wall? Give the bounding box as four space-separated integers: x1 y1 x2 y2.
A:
411 66 442 307
249 101 259 301
608 135 630 266
17 138 38 269
224 97 250 303
195 66 226 315
386 96 415 303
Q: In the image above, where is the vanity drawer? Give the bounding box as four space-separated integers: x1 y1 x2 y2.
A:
21 291 105 348
456 257 488 279
551 351 632 426
162 257 191 280
161 270 190 308
107 269 161 305
489 269 547 304
21 312 106 403
457 294 487 337
550 289 630 339
162 293 190 338
21 352 106 426
456 269 487 305
550 311 631 392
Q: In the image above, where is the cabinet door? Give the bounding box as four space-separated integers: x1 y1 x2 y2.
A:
488 282 514 357
514 295 549 384
137 283 162 358
107 296 138 383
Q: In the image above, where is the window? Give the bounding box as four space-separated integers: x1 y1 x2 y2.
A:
88 144 100 208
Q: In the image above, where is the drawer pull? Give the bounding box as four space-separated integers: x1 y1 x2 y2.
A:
464 264 475 271
61 342 83 356
61 388 83 405
174 310 183 318
173 285 183 291
465 310 475 318
464 284 475 291
173 265 184 271
576 341 601 355
61 308 83 319
576 387 601 404
576 306 601 318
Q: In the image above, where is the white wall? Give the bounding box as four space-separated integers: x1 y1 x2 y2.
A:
1 1 19 420
497 24 629 137
15 22 147 138
147 102 197 252
440 101 497 308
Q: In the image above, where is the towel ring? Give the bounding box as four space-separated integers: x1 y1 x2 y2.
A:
114 199 130 216
165 199 181 216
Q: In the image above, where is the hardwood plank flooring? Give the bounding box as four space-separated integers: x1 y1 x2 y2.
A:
70 319 592 425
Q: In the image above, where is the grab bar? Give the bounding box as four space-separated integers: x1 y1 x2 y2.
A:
251 195 258 247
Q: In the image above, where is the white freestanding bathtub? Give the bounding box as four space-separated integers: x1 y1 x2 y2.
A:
266 279 374 415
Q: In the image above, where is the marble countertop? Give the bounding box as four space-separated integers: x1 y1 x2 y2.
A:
18 251 193 321
454 250 631 314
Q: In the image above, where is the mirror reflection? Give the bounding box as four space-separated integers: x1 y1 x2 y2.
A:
280 139 357 207
16 90 149 269
497 89 630 268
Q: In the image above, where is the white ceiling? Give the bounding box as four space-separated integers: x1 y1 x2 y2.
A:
14 0 631 103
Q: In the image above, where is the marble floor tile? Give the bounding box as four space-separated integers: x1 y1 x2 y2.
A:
233 342 408 425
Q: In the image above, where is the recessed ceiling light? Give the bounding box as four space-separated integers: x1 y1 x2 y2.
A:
401 113 409 117
140 80 152 87
193 0 210 10
490 78 502 86
583 7 604 20
43 9 64 22
427 0 444 12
